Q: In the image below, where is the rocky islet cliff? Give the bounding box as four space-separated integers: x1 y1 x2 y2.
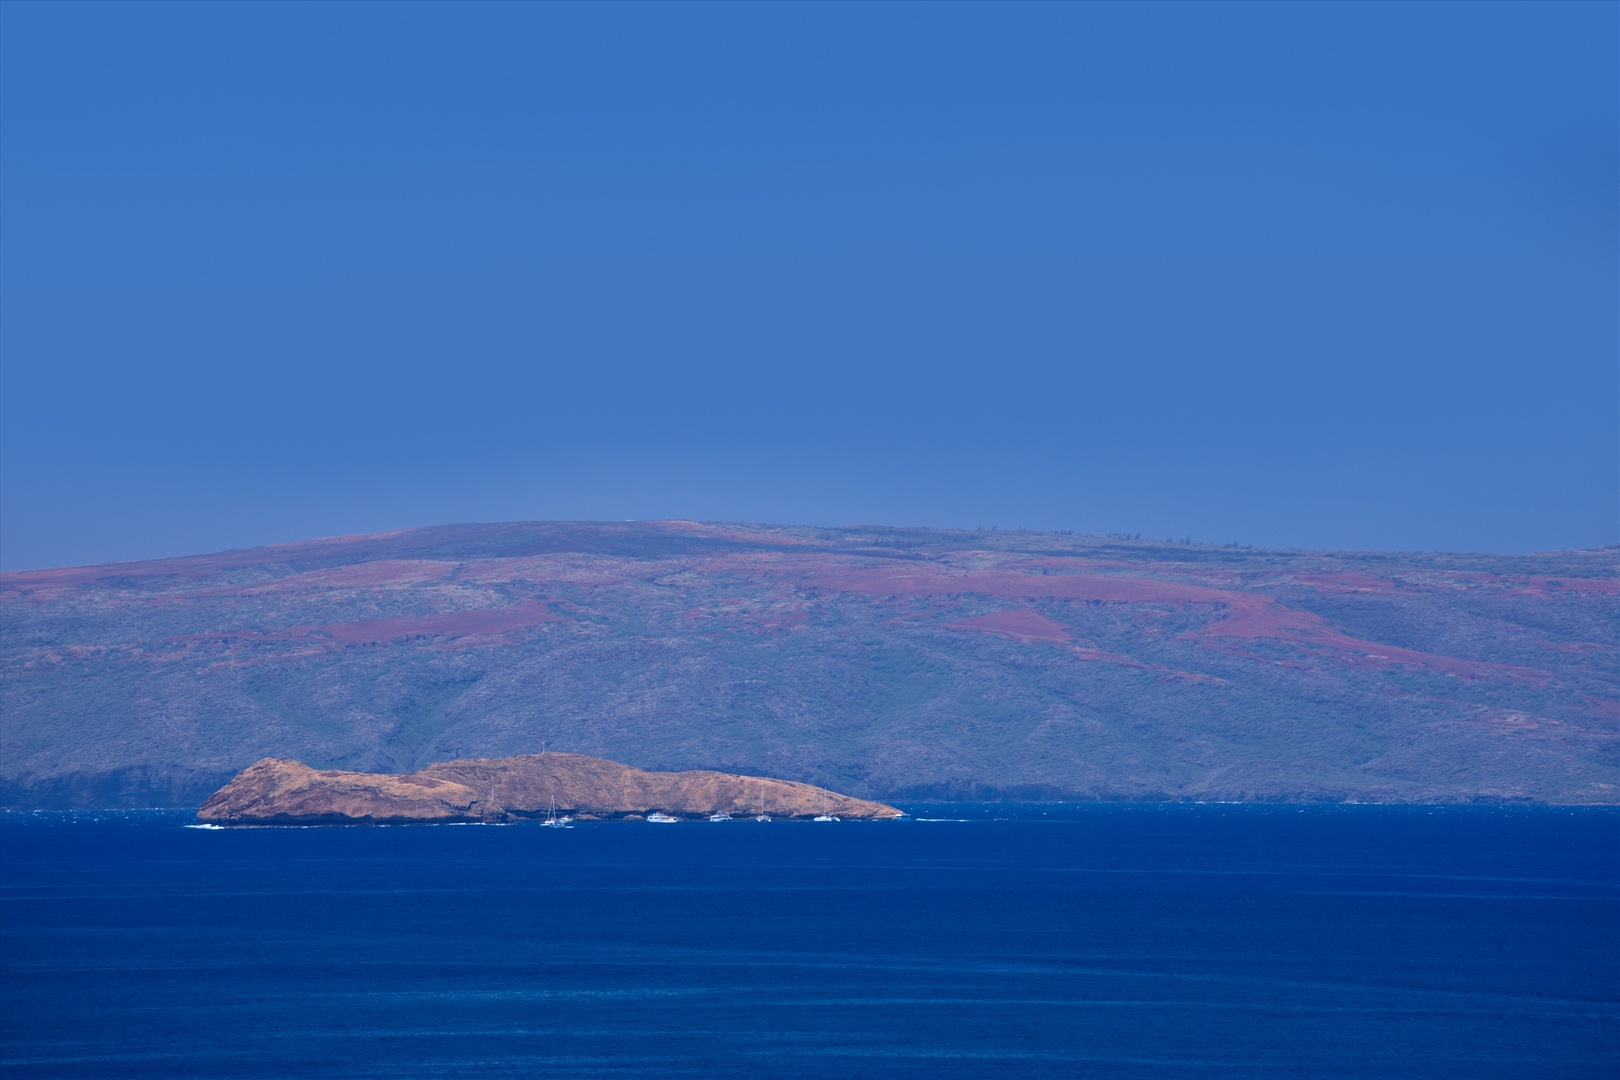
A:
197 752 904 825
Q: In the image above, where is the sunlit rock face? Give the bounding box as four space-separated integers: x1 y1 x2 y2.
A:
197 752 903 825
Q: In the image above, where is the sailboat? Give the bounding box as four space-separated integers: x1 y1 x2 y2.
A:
813 787 839 823
541 796 571 828
754 780 771 823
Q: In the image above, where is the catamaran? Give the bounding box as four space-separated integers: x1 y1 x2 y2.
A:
813 787 839 822
541 797 571 828
755 780 771 822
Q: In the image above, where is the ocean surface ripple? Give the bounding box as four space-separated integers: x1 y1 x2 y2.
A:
1 804 1615 1079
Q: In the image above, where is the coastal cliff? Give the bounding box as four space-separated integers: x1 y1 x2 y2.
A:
197 752 904 824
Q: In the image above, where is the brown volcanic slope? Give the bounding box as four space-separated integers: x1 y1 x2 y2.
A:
197 752 902 824
3 520 1617 807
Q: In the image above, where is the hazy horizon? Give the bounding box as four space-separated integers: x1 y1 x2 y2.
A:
3 3 1615 570
5 515 1620 576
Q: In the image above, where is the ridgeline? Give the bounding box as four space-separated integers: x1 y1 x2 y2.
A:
3 521 1616 807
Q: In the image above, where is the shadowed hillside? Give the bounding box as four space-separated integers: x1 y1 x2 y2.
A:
2 521 1616 806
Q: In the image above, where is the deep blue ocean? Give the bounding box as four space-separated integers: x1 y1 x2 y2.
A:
2 805 1615 1079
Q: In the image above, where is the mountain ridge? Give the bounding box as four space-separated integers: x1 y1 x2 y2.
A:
3 520 1615 807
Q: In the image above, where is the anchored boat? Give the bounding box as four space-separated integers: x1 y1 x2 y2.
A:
541 797 571 828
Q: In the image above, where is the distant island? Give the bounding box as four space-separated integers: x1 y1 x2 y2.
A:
3 520 1616 808
198 752 903 825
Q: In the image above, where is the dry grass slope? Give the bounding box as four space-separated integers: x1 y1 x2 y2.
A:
4 521 1616 807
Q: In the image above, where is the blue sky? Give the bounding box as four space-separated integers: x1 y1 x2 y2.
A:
1 1 1614 569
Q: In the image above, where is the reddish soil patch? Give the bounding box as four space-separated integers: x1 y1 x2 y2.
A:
944 608 1165 671
456 557 631 588
785 561 1233 605
312 600 562 645
775 560 1551 683
947 609 1073 644
1197 594 1547 681
1007 555 1141 573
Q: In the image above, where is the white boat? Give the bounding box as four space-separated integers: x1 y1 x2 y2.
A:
813 787 840 823
646 811 679 824
708 811 732 822
754 780 771 822
541 797 571 828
